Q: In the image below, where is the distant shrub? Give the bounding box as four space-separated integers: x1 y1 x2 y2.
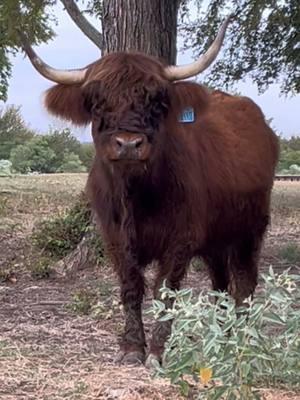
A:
288 164 300 174
45 128 82 171
32 195 92 258
57 152 87 173
0 159 12 176
149 267 300 399
0 105 35 160
78 142 95 170
10 137 56 174
277 149 300 173
10 144 33 173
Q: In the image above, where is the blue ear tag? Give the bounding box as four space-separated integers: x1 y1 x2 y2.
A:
178 107 195 123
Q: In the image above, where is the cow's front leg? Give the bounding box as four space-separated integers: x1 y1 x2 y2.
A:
115 257 146 365
146 250 191 367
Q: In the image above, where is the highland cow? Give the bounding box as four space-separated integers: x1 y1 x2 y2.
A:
20 17 279 366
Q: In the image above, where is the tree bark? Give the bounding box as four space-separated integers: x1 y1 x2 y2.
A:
102 0 180 64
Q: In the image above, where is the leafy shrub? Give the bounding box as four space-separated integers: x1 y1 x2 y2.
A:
10 143 33 173
10 136 56 174
78 142 95 170
32 195 92 258
32 194 104 262
45 128 82 171
149 267 300 399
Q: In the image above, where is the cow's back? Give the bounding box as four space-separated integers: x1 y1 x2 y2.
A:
169 83 279 197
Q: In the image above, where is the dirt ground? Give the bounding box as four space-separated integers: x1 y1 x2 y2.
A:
0 174 299 400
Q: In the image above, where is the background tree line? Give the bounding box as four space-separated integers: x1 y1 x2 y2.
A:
0 104 299 176
278 136 300 174
0 105 94 175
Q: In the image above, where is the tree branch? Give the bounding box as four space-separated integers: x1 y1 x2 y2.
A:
60 0 103 51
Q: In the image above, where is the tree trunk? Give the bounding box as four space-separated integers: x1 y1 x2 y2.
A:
102 0 180 64
54 0 180 278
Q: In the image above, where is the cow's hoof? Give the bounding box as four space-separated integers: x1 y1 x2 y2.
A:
115 350 145 366
145 353 161 369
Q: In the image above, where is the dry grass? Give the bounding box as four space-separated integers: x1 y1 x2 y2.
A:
0 173 86 220
0 174 299 400
264 181 300 269
0 174 87 275
0 299 182 400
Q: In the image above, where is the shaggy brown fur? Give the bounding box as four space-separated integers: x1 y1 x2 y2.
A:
44 52 279 365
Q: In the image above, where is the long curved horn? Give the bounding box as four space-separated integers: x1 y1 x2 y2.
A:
165 15 233 81
18 31 87 84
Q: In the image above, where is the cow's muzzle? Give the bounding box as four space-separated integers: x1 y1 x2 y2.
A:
109 133 151 162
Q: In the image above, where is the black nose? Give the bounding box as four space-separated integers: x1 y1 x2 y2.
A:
115 136 144 150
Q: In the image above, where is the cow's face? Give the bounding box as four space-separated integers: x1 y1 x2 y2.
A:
45 53 171 170
83 81 170 166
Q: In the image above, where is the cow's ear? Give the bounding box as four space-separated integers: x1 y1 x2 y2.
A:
45 84 92 126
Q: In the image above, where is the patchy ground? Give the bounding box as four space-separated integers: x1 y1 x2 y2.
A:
0 174 299 400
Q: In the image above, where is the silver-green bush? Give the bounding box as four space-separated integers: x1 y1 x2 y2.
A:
0 159 12 176
149 267 300 399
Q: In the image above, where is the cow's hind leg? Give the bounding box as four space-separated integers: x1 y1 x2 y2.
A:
146 251 191 368
228 197 270 306
203 247 230 294
228 232 264 307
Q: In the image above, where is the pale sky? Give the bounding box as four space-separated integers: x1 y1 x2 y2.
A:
2 3 299 141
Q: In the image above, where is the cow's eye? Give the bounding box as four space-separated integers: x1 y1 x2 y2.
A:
92 102 103 117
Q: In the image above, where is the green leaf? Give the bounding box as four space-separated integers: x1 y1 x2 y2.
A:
179 379 190 397
263 312 286 325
